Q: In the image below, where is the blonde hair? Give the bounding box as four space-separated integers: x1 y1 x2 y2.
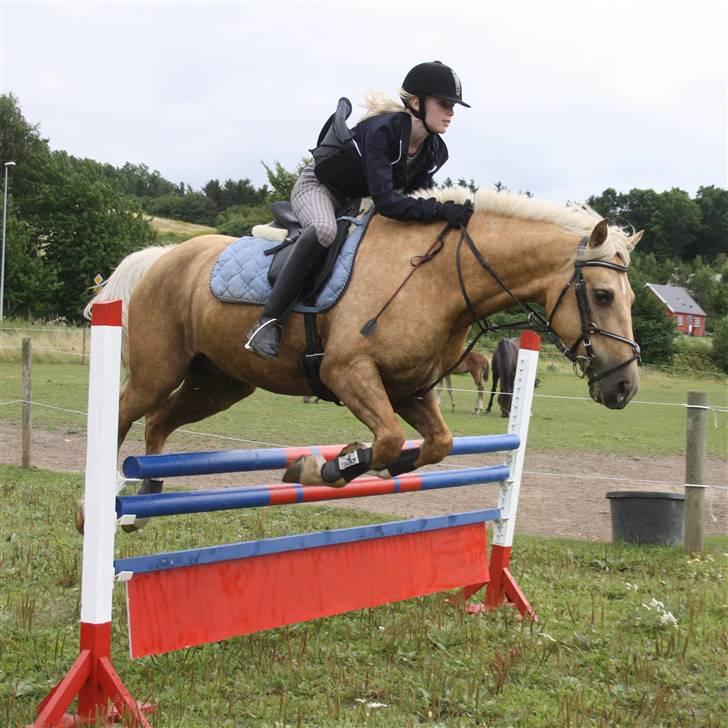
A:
358 88 415 121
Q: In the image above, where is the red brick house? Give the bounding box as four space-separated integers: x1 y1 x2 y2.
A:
645 284 706 336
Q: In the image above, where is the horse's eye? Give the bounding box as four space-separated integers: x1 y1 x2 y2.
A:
593 288 614 306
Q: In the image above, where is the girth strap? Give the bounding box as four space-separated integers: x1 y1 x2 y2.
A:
299 313 341 404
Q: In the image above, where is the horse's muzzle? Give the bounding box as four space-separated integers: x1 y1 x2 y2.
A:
588 366 638 409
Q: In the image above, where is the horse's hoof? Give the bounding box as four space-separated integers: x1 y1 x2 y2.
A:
75 499 85 534
121 518 149 533
283 454 327 485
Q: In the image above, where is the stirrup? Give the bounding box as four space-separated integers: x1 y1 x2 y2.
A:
244 317 282 360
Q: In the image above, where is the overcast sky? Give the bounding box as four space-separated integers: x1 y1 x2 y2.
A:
2 0 726 205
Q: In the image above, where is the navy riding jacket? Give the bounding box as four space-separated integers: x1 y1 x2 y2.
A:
319 111 449 221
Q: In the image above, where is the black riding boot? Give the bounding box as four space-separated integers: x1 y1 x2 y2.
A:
244 226 326 359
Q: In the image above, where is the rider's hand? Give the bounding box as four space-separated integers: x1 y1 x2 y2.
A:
436 199 473 227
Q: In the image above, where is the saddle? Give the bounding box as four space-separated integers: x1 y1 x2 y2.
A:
257 199 362 305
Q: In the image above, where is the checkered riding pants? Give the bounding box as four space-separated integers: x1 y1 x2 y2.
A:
290 165 340 247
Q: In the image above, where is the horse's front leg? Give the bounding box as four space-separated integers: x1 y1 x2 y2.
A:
284 357 406 486
395 390 454 468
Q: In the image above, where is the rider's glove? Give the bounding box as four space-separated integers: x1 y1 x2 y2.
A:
435 199 474 227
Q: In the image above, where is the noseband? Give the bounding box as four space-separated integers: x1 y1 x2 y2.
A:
456 230 641 385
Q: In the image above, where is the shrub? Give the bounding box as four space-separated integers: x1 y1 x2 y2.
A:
711 315 728 373
215 204 272 237
632 290 676 364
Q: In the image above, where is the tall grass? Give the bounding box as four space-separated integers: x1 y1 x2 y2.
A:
0 320 89 364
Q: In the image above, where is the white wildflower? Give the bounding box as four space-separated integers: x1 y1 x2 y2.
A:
355 698 388 709
642 598 678 626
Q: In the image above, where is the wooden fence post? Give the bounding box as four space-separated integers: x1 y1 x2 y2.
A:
22 337 32 468
684 391 707 555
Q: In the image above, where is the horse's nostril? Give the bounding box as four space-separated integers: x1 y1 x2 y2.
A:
618 379 631 400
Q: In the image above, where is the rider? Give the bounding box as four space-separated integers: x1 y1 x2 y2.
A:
245 60 473 360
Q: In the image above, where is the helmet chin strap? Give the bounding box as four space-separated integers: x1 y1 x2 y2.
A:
411 94 435 135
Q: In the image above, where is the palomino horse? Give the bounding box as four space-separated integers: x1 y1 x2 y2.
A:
436 350 490 414
486 338 520 417
85 187 642 502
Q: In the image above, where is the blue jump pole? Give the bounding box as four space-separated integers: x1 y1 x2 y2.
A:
122 434 520 480
116 464 511 520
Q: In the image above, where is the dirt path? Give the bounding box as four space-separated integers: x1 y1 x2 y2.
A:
1 423 725 540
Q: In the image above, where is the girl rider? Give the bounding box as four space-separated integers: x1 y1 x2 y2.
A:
245 60 473 360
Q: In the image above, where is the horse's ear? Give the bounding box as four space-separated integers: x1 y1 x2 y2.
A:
588 219 609 249
627 230 644 250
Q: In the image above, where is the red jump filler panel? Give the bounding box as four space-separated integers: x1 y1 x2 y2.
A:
125 518 490 659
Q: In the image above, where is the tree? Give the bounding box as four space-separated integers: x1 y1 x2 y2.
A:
648 189 702 259
0 93 52 202
215 203 271 237
631 284 677 364
693 185 728 259
203 177 267 211
23 152 156 319
115 162 177 199
587 188 626 221
711 315 728 373
2 210 60 317
146 191 217 225
261 160 303 201
1 95 156 319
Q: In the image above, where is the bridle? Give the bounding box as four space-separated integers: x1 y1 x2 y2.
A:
455 228 641 385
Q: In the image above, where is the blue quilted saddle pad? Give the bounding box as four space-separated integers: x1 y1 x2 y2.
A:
209 209 374 313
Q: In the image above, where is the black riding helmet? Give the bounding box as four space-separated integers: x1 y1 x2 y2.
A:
402 61 470 133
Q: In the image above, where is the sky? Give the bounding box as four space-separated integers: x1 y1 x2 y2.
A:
2 0 727 205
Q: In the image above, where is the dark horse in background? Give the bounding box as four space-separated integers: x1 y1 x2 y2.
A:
486 338 520 417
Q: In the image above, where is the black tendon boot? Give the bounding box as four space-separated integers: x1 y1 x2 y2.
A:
245 226 326 359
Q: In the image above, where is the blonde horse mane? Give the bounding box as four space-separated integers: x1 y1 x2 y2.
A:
411 186 635 264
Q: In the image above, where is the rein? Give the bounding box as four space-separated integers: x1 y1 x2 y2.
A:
411 224 641 400
456 227 641 384
359 222 452 337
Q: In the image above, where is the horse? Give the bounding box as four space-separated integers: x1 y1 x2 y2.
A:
83 186 642 518
486 338 520 417
436 350 490 414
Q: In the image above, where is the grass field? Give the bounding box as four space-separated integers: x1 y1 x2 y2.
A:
1 467 726 726
147 216 217 243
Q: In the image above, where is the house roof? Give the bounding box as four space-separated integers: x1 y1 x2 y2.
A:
645 284 706 316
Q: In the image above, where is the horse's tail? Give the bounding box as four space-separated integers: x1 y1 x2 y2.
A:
83 244 175 366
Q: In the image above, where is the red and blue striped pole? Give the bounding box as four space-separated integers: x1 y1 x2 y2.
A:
116 464 511 521
122 433 520 480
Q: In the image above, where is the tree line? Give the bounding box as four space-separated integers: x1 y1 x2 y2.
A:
1 94 726 371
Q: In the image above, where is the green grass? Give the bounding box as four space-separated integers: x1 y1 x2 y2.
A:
2 466 726 726
1 359 726 458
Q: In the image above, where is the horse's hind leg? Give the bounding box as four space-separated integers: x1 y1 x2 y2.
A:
144 358 255 455
118 353 190 448
119 361 254 532
485 367 499 414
